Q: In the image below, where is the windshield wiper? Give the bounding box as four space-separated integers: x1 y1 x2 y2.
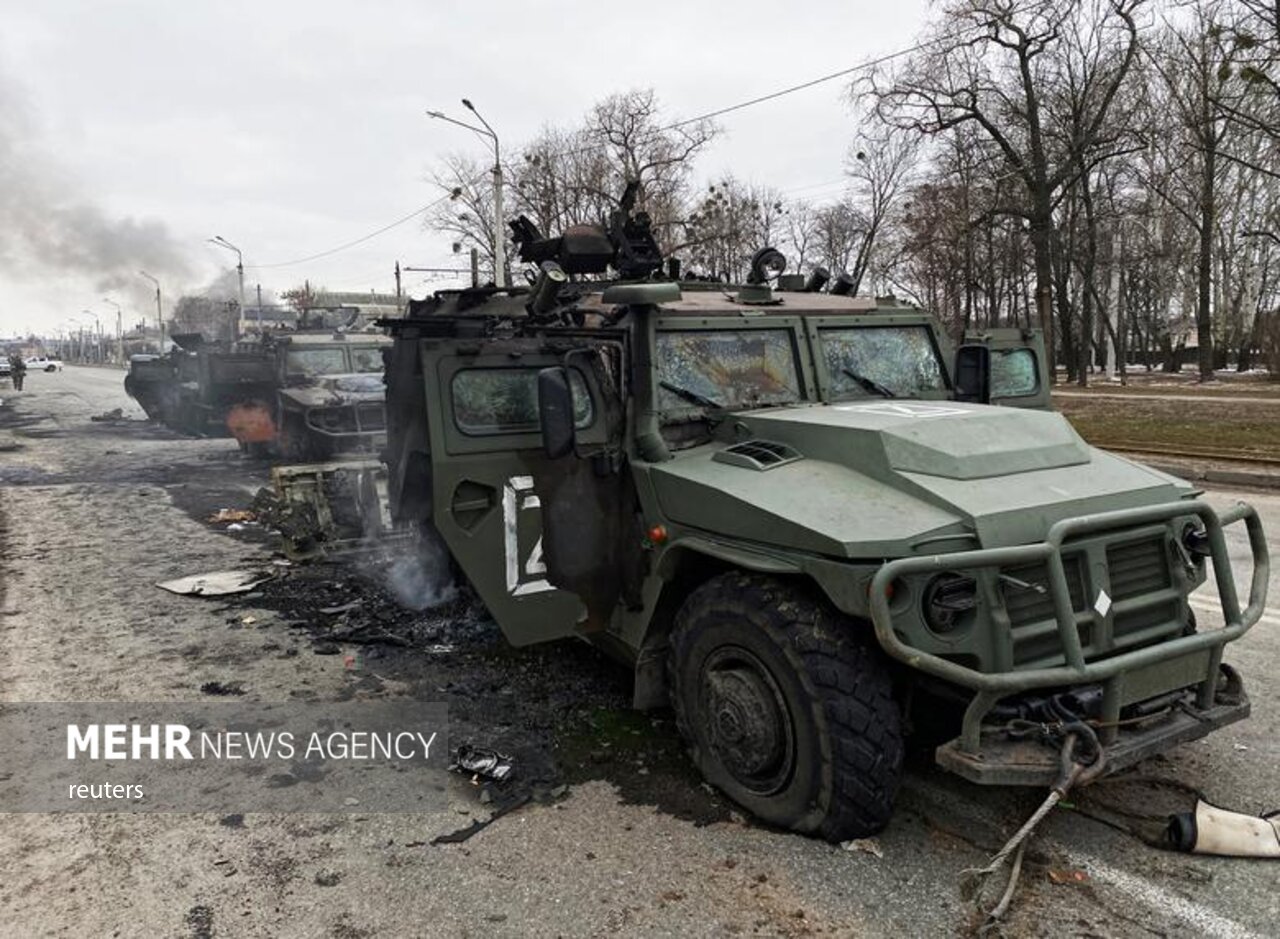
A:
660 381 723 410
842 367 896 398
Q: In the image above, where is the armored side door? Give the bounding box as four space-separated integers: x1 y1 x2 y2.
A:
422 340 606 646
953 328 1052 410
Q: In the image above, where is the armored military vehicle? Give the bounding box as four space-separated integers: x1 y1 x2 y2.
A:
224 330 392 461
123 336 202 424
125 328 391 462
388 202 1264 840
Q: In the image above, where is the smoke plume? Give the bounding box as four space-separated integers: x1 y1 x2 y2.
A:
0 68 193 315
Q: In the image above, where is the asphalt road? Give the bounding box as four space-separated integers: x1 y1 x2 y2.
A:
1 366 1277 938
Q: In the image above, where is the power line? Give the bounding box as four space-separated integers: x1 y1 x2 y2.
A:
245 190 462 270
666 37 943 129
242 32 949 271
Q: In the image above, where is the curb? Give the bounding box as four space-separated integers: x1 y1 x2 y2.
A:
1136 458 1280 492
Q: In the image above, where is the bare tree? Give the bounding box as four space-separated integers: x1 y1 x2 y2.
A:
428 90 719 274
866 0 1143 376
844 126 919 293
425 153 506 284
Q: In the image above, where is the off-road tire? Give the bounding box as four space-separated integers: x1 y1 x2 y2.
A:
669 572 903 841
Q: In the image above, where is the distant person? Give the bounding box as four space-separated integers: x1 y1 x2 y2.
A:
9 354 25 391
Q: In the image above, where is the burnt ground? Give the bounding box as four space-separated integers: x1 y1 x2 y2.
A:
217 555 729 829
3 367 1279 939
0 385 729 830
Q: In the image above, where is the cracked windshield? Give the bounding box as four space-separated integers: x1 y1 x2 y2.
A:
287 347 349 375
656 329 801 412
820 325 947 399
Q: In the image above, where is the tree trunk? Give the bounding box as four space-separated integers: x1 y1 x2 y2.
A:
1196 135 1217 381
1030 215 1056 381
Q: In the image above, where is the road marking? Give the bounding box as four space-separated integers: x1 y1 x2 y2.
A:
1072 854 1263 939
903 778 1266 938
1188 597 1280 627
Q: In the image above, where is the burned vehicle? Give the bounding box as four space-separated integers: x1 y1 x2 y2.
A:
225 331 391 461
378 206 1267 841
123 337 203 425
123 333 274 437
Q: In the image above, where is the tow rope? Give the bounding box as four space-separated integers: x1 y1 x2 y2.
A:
961 721 1107 934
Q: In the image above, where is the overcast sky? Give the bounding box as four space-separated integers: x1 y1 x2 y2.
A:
0 0 930 336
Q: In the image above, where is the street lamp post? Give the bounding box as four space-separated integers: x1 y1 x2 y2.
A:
209 235 247 335
102 297 123 366
139 271 164 352
427 99 506 287
79 310 101 364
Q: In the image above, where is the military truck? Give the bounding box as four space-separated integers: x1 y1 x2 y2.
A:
224 331 392 461
395 206 1264 840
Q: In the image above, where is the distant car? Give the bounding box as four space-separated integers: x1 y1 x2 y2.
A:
24 356 62 372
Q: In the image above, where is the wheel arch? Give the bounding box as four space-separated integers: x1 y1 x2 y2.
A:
632 539 827 709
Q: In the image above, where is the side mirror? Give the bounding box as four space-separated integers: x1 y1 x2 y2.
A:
538 366 576 459
953 345 990 403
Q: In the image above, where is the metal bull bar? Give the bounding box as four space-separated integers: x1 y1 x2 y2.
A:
868 500 1269 758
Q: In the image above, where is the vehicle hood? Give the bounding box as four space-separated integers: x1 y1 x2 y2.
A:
647 401 1192 558
281 372 384 407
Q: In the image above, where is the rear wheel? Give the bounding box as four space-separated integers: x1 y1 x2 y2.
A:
669 572 903 841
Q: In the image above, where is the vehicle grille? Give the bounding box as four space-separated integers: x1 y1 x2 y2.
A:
357 403 386 432
1004 557 1089 666
1107 537 1170 599
1002 535 1177 667
1109 537 1176 641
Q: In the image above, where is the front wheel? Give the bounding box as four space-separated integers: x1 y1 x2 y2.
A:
669 573 903 841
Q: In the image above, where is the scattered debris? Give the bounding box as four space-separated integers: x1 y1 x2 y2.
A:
840 838 884 859
89 407 125 422
1167 801 1280 857
320 601 363 615
156 570 271 597
1047 868 1090 885
207 508 256 524
453 744 515 783
200 681 246 697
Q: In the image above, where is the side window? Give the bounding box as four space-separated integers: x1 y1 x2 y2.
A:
990 349 1039 399
451 368 593 436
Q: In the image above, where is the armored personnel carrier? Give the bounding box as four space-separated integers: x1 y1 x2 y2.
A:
381 199 1265 840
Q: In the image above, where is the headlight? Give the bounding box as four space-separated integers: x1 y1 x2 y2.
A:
1181 522 1210 561
923 573 978 635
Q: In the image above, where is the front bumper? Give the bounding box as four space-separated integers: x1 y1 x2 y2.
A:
868 500 1268 783
301 401 387 452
